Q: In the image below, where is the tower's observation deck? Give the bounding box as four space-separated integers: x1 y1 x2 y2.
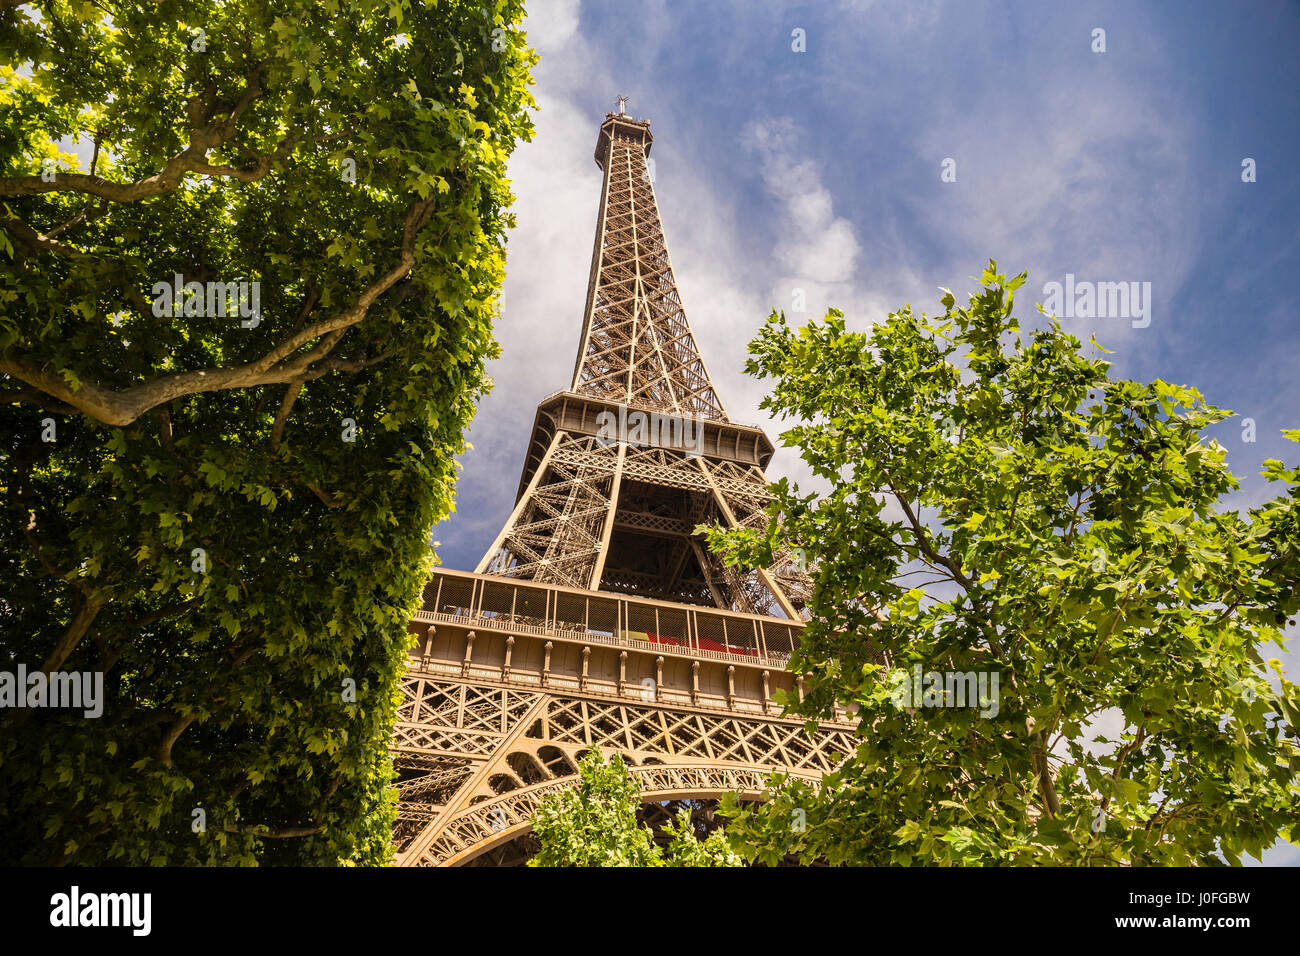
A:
594 111 653 167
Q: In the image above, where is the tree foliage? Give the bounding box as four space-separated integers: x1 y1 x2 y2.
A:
0 0 535 864
710 261 1300 865
530 751 742 867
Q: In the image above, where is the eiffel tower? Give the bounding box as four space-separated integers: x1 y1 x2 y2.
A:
391 102 853 866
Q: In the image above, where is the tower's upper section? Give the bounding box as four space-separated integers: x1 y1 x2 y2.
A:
472 106 810 620
569 106 728 422
594 111 652 168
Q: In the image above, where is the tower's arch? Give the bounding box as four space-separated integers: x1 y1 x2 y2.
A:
423 761 817 867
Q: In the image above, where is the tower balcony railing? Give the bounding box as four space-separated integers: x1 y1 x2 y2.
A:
415 567 801 669
533 388 770 434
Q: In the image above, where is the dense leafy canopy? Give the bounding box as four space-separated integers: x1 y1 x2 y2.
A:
710 262 1300 865
0 0 535 864
530 751 742 867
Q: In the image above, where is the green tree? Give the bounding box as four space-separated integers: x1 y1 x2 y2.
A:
709 261 1300 866
0 0 535 864
530 751 742 867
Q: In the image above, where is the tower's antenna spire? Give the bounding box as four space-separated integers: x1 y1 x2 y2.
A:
616 94 628 115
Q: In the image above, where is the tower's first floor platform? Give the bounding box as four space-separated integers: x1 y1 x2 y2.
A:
390 568 855 866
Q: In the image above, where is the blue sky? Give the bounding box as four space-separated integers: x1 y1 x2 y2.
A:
436 0 1300 862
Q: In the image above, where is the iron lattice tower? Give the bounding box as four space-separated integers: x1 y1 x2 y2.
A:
391 108 851 866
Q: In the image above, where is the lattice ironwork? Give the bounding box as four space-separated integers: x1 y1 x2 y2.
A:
393 672 853 867
571 113 725 421
393 107 839 866
472 108 812 614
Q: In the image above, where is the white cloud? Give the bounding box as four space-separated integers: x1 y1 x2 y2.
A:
745 118 861 285
520 0 582 55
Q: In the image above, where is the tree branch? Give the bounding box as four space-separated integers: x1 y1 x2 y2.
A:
222 822 324 838
126 598 197 630
0 68 273 201
305 481 343 508
156 712 198 768
36 591 106 675
1 211 103 259
270 382 301 450
156 406 177 456
0 382 77 413
0 198 431 425
884 474 974 591
1100 725 1148 814
1031 731 1060 818
45 197 108 239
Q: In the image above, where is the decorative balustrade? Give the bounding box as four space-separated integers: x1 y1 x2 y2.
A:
418 567 800 669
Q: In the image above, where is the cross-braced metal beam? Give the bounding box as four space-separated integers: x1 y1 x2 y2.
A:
394 108 833 866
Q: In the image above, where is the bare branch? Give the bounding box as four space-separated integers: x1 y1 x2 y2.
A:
305 481 343 508
126 599 197 630
270 382 301 450
156 712 198 768
156 406 176 456
1031 733 1060 818
1 382 77 414
0 68 272 202
37 592 104 672
0 198 430 425
1100 725 1149 815
46 197 108 238
1 211 102 259
885 474 974 591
